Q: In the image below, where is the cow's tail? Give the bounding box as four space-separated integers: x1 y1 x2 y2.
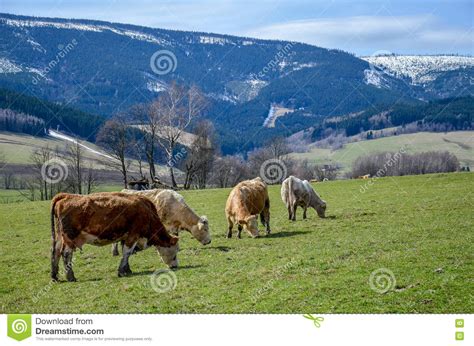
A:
287 176 294 207
51 197 58 259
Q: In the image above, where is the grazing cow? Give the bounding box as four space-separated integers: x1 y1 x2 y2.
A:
225 177 270 238
281 176 327 221
50 192 179 281
358 174 370 179
111 189 210 256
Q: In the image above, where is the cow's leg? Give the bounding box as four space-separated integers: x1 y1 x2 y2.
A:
287 204 292 220
118 242 136 277
291 203 297 221
51 239 62 281
303 206 307 219
263 208 271 235
226 218 234 239
111 242 119 256
62 246 76 282
237 224 243 239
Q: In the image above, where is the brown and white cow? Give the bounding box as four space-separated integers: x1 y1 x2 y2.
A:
225 177 271 238
281 176 326 221
50 192 179 282
111 189 210 256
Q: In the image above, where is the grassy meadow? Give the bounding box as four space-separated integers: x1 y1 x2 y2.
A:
0 172 472 313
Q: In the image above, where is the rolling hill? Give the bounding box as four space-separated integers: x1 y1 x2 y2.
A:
291 131 474 172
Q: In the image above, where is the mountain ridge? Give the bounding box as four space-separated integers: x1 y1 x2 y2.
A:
0 12 472 153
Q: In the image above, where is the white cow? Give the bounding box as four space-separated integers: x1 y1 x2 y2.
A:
112 189 210 255
281 176 326 221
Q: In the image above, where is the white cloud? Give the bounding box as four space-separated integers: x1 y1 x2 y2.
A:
246 15 474 55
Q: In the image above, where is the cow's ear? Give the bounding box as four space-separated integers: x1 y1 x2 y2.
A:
200 216 208 224
170 236 179 246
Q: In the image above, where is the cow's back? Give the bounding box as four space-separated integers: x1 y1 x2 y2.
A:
227 178 268 216
54 192 158 244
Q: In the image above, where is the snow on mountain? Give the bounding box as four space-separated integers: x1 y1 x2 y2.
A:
0 57 45 77
1 17 169 45
0 58 22 73
146 80 167 93
361 55 474 85
199 35 232 45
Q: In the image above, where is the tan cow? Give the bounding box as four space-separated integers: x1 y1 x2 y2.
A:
225 177 271 238
113 189 210 255
51 192 179 281
281 176 326 221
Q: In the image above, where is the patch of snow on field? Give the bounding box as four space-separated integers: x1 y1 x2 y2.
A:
48 130 114 160
362 55 474 84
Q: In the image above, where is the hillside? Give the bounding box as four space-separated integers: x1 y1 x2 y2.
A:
291 131 474 171
0 87 104 138
0 131 169 178
311 96 474 139
0 13 418 153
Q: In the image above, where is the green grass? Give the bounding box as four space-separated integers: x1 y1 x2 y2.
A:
0 173 472 313
291 131 474 171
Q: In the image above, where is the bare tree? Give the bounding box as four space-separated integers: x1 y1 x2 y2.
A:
132 103 160 180
65 141 83 194
183 120 216 189
153 82 207 187
84 162 99 194
97 116 131 188
210 155 248 188
30 146 53 200
247 137 291 181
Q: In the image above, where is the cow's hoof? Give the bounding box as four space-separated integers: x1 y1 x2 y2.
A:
67 277 77 282
118 271 132 277
51 276 59 282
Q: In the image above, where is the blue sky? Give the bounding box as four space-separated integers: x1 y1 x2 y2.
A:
1 0 472 55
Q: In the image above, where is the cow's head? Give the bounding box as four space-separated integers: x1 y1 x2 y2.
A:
316 201 327 218
191 216 211 245
239 215 259 238
156 237 179 268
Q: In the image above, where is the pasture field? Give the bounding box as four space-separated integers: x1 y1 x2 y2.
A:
291 131 474 171
0 173 472 314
